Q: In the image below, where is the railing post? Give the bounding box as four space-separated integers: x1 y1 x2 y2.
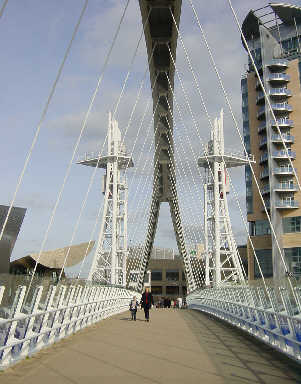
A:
35 285 57 351
1 286 26 367
47 286 66 345
19 286 43 359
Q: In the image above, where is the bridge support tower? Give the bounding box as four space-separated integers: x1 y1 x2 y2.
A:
77 112 133 286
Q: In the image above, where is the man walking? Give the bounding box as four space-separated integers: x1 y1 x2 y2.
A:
141 287 154 322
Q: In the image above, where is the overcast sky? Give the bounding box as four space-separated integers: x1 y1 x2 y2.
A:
1 0 299 277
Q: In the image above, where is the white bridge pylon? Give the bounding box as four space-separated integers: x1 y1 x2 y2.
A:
198 110 254 286
78 112 133 286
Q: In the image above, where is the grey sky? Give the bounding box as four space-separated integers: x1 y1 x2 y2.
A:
1 0 298 277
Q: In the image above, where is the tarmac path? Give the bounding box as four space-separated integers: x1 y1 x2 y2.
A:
1 308 300 384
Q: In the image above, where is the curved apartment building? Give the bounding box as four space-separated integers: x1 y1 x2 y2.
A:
241 3 301 280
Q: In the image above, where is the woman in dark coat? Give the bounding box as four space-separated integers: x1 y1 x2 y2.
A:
140 287 154 322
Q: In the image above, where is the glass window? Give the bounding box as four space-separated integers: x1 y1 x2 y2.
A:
166 286 179 295
284 248 301 277
255 220 271 236
151 270 162 281
242 106 249 122
241 78 248 94
243 121 249 135
166 270 179 281
151 286 162 295
246 197 253 214
283 217 301 233
182 271 186 281
182 286 187 296
254 249 273 278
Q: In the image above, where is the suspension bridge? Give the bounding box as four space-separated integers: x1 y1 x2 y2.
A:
1 0 301 382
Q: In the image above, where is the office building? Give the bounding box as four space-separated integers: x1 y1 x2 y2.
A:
0 205 26 273
241 4 301 279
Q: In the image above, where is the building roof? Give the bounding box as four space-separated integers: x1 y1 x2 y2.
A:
242 3 301 43
270 3 301 24
11 241 95 269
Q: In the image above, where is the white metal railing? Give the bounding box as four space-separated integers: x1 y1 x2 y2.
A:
187 285 301 362
0 284 140 370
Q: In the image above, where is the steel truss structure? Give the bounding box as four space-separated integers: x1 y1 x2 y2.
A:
78 113 133 286
137 0 195 293
198 110 253 286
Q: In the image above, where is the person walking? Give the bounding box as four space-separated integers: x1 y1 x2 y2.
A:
141 287 154 322
129 296 139 321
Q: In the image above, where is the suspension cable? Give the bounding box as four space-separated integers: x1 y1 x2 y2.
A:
0 0 89 244
0 0 8 19
23 0 130 303
190 0 297 294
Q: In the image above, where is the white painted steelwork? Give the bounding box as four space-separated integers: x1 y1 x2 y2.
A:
0 284 140 369
78 113 133 286
198 110 253 286
187 285 301 362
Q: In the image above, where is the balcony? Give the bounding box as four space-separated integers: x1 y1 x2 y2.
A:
258 121 267 133
270 118 294 128
257 106 266 119
271 134 294 144
259 136 267 148
269 88 292 100
272 150 296 160
268 73 290 84
256 77 264 90
260 168 269 179
267 59 289 71
256 91 265 105
262 200 270 210
275 200 299 209
260 152 269 163
271 103 293 114
274 183 298 192
273 166 296 176
261 184 270 195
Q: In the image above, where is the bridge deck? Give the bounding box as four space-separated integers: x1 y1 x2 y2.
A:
1 309 300 384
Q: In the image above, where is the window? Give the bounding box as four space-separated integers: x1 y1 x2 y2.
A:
241 78 248 95
242 106 249 122
151 270 162 281
166 286 179 295
283 216 301 233
284 248 301 277
182 271 186 281
166 270 179 281
246 197 253 214
244 135 250 153
151 286 162 295
182 286 187 296
243 121 249 135
255 220 271 236
254 249 273 278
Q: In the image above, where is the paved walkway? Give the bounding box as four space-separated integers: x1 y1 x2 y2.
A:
1 309 301 384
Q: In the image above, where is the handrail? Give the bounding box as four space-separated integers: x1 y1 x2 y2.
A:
187 286 301 362
0 284 141 369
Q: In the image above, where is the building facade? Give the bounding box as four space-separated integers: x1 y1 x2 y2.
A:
148 256 187 302
241 4 301 280
0 205 26 273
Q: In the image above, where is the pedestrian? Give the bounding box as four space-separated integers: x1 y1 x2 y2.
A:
129 296 139 321
140 287 154 322
178 297 182 309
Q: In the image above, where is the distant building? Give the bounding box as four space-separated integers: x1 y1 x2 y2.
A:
148 255 187 301
10 241 95 277
0 205 26 273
